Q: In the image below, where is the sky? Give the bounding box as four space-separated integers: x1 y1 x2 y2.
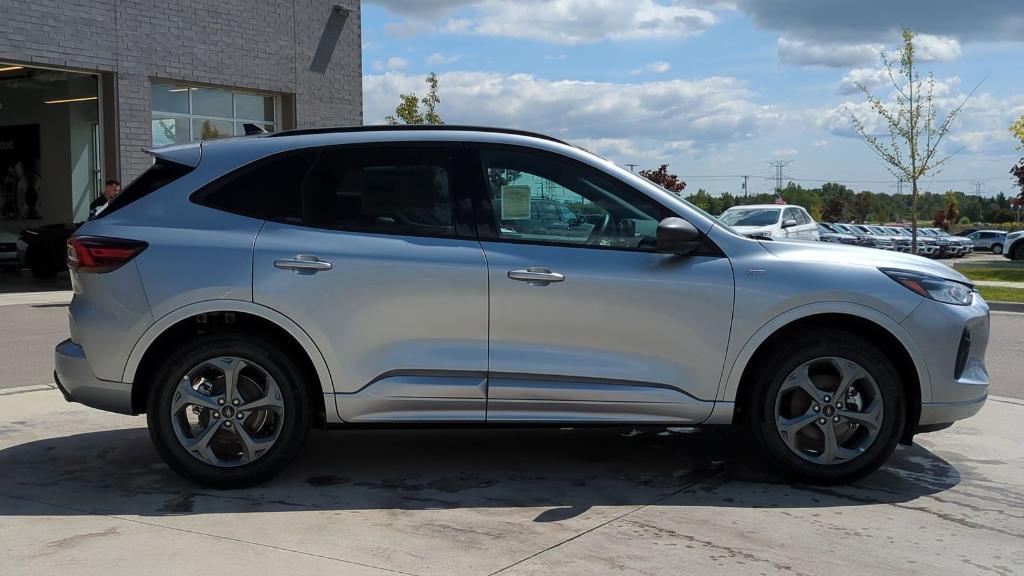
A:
359 0 1024 197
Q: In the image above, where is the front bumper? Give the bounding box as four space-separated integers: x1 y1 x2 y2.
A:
54 339 134 415
901 294 990 431
918 395 987 427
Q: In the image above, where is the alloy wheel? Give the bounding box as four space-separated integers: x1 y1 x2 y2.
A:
774 357 883 466
170 356 285 467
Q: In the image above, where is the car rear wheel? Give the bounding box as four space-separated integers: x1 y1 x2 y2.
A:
146 333 310 488
991 243 1002 255
746 330 904 484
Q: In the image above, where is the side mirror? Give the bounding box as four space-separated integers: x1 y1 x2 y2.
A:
782 218 798 228
656 217 701 255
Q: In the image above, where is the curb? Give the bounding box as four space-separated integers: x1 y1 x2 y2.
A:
988 301 1024 313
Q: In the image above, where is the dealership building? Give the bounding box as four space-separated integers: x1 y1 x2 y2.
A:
0 0 362 232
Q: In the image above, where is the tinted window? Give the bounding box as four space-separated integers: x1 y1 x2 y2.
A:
480 147 665 249
97 159 194 218
192 152 316 220
280 147 454 236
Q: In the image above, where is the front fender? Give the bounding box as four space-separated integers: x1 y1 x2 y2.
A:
717 301 932 403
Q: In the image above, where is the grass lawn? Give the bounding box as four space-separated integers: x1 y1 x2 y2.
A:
956 266 1024 283
978 286 1024 303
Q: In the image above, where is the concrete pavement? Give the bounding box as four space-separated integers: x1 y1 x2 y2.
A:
0 388 1022 575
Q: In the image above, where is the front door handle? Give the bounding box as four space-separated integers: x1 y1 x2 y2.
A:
508 267 565 286
274 254 333 273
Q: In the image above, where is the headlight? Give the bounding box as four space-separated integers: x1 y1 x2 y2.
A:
881 269 974 306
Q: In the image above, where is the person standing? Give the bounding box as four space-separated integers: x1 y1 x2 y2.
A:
89 179 121 217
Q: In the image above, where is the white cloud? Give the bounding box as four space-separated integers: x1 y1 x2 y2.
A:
813 82 1024 158
363 71 779 153
813 139 829 148
372 57 409 72
631 61 672 75
371 0 721 44
463 0 718 44
426 52 460 66
778 37 882 68
772 148 799 156
838 68 891 95
915 34 962 61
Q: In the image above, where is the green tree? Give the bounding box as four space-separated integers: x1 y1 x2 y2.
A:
846 28 977 252
821 197 846 222
687 189 714 212
385 72 443 125
852 191 875 223
1012 115 1024 198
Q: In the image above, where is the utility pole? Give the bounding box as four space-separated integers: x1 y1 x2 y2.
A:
741 175 749 198
767 160 793 196
625 163 639 173
972 181 984 223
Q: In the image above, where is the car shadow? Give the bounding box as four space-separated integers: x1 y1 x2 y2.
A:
0 425 961 521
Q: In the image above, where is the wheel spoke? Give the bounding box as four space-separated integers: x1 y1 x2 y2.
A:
182 419 223 464
201 357 247 402
239 392 284 414
839 400 883 432
780 364 823 403
777 411 818 449
171 376 221 414
231 423 276 461
831 358 867 401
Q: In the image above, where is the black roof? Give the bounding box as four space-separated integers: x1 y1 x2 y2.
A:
266 124 570 145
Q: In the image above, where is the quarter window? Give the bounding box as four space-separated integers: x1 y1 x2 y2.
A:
479 147 665 250
151 82 278 146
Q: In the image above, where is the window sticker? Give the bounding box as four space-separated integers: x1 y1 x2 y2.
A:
500 185 531 220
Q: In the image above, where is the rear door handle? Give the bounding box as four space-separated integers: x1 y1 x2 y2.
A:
274 254 333 273
508 267 565 286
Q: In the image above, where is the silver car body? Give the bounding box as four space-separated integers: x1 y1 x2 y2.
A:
965 230 1007 252
55 128 988 434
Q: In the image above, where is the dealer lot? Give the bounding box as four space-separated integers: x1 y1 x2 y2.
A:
1 372 1022 574
1 287 1023 574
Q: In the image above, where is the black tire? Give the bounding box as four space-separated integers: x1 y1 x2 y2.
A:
1012 243 1024 261
746 330 905 484
26 246 60 278
146 332 311 488
991 244 1002 255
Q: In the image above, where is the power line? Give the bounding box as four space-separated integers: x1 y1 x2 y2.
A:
767 160 793 195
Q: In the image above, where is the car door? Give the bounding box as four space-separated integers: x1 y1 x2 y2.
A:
797 208 818 240
252 143 489 422
781 207 801 238
470 145 734 423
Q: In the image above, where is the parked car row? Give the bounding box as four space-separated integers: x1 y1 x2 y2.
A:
817 223 975 258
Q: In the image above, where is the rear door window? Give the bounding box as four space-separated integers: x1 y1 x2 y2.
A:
287 147 456 237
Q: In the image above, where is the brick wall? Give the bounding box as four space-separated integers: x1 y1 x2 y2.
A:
0 0 362 180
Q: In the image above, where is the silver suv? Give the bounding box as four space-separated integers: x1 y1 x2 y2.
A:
55 126 990 488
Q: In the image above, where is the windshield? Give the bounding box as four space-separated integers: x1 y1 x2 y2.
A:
720 208 780 227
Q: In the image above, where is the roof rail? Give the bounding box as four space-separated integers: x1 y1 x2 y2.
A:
266 124 571 146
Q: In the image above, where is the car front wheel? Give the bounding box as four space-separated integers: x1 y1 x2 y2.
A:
146 333 311 488
746 330 904 484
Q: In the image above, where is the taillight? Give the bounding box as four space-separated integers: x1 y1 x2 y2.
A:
67 236 148 273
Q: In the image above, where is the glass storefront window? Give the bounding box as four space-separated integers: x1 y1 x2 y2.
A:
152 117 190 146
150 83 278 146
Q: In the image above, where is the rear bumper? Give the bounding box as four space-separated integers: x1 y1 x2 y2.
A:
54 339 134 415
